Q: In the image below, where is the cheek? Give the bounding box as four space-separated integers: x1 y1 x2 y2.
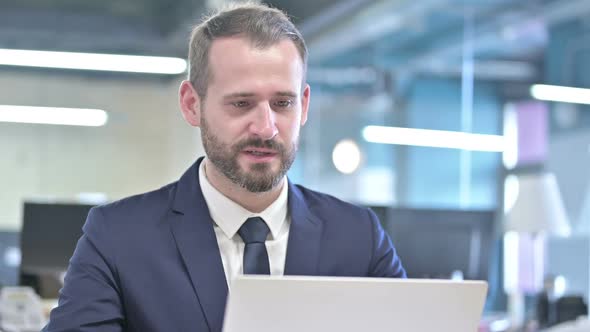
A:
205 112 246 137
278 120 301 142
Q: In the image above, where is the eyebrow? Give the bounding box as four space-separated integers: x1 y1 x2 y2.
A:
222 92 255 100
275 91 298 98
222 91 298 100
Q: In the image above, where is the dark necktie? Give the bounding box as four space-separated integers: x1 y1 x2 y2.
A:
238 217 271 275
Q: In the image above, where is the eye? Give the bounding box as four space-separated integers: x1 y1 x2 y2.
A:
232 100 251 108
274 100 294 108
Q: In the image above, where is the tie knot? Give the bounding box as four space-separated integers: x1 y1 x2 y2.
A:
238 217 270 244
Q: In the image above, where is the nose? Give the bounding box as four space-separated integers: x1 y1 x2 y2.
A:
249 103 278 140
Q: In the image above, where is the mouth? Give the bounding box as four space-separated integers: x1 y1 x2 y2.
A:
241 148 278 161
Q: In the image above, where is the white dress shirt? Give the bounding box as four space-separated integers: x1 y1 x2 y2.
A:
198 160 290 287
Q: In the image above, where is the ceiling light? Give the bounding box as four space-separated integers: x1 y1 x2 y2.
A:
531 84 590 105
0 105 108 127
0 49 187 74
362 126 505 152
332 139 362 174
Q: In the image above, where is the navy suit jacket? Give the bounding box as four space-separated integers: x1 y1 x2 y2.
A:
43 158 405 332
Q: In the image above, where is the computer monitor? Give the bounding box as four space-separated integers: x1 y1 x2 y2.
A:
0 231 20 287
375 207 495 281
19 202 94 298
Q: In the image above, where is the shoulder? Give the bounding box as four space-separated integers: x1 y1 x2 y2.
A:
292 184 377 225
100 182 177 212
85 181 179 232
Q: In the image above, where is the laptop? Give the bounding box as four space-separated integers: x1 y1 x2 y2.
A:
223 275 488 332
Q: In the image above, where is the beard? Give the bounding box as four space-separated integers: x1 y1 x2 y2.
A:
200 117 297 193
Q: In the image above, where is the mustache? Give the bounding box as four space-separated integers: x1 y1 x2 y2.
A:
234 138 284 152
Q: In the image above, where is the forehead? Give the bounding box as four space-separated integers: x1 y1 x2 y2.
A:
207 37 304 88
208 35 301 61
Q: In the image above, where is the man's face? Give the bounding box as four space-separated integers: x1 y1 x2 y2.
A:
199 37 310 192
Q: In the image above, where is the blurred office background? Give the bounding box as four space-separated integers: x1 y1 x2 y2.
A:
1 0 589 329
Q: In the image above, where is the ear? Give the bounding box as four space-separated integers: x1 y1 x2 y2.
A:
300 83 310 126
179 80 201 127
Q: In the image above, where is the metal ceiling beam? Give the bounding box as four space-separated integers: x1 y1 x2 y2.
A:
0 28 177 55
418 60 539 82
298 0 378 37
306 59 538 86
0 8 181 55
306 0 449 63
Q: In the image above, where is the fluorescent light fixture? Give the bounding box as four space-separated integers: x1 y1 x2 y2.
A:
0 49 187 74
502 104 518 169
362 125 505 152
0 105 108 127
531 84 590 105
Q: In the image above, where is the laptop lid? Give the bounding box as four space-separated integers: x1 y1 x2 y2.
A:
223 275 488 332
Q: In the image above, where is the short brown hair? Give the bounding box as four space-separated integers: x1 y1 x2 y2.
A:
188 2 308 98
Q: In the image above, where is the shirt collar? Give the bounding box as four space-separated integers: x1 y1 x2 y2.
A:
199 158 288 240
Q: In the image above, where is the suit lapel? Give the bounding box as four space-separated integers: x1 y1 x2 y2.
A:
169 158 227 332
284 182 323 276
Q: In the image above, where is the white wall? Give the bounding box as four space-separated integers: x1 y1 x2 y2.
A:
0 71 203 230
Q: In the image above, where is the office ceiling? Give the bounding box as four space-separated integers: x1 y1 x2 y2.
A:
1 0 589 82
304 0 590 82
0 0 340 56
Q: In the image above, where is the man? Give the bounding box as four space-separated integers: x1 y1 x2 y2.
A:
43 3 405 332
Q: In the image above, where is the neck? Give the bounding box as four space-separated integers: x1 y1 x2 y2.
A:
203 159 284 213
